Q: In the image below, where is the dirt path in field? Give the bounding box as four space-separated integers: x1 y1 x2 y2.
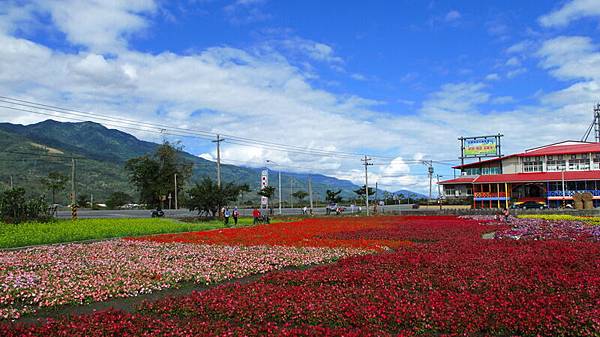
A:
9 263 325 325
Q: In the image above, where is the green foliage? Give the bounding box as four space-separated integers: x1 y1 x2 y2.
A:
41 171 68 204
0 218 241 248
238 183 251 200
125 142 193 207
325 189 343 203
353 185 376 197
257 186 276 199
0 188 52 224
106 192 133 209
187 177 244 216
292 190 309 202
76 194 89 208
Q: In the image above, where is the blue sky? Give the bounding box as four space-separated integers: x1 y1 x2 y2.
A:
1 0 600 193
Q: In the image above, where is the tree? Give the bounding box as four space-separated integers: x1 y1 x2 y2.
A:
238 183 251 202
353 185 375 205
257 186 275 199
106 192 133 209
125 142 193 208
187 177 244 217
292 190 309 203
0 188 51 224
325 189 343 204
77 194 89 208
41 171 68 204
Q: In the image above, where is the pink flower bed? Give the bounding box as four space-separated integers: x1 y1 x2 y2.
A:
0 240 366 320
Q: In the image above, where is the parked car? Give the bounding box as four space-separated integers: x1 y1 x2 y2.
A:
512 201 548 210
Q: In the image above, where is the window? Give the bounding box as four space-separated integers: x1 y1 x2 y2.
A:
481 166 501 175
547 158 566 171
593 154 600 170
569 158 590 171
523 156 542 172
464 167 481 175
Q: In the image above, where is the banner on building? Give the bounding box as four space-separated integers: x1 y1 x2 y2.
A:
459 134 503 159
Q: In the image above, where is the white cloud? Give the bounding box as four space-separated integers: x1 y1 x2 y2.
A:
539 0 600 27
274 37 344 66
506 67 527 79
224 0 270 24
199 153 214 161
3 1 600 194
350 73 367 81
485 73 500 81
505 56 521 67
506 40 533 54
491 96 514 104
537 36 600 80
445 10 461 22
43 0 156 52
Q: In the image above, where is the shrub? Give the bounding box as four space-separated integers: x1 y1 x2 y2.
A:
0 188 52 224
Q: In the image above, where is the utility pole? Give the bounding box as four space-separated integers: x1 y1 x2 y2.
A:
9 175 13 189
426 160 434 207
362 155 373 216
174 173 178 210
308 175 313 210
90 194 93 208
212 134 225 188
71 158 76 206
436 174 443 210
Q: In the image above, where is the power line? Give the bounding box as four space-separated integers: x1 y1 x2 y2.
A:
0 103 388 161
0 96 396 160
0 95 460 163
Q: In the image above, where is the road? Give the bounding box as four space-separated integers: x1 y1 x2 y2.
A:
56 204 422 219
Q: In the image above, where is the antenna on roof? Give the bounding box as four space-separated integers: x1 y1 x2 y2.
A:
581 103 600 142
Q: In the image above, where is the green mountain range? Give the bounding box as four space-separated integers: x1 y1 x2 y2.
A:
0 120 420 205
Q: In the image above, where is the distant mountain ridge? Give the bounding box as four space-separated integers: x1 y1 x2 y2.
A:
0 120 424 204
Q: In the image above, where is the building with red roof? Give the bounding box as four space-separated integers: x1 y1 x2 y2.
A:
439 140 600 208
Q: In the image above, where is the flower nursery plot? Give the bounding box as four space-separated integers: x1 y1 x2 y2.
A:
1 215 599 336
0 239 365 319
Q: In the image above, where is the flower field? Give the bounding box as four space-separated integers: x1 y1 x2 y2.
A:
0 240 365 319
1 215 599 336
130 216 423 251
519 214 600 226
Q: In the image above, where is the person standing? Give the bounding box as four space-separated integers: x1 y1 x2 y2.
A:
503 207 510 223
224 207 231 226
233 207 239 226
252 207 261 225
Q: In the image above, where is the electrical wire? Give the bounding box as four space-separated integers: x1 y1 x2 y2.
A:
0 95 462 163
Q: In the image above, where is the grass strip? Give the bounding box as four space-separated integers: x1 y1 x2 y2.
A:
0 217 257 249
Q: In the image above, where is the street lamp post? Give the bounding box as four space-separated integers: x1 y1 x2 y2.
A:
266 160 282 215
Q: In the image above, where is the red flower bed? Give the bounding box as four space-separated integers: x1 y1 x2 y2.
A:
130 216 487 251
130 217 431 250
3 216 598 336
